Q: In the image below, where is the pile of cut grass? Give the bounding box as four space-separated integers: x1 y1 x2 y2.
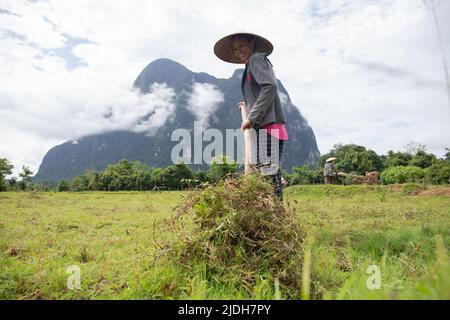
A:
157 174 304 298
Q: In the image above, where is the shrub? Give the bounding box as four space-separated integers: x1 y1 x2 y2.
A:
292 165 322 185
380 166 426 184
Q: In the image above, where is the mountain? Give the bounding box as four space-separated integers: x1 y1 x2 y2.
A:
34 58 320 182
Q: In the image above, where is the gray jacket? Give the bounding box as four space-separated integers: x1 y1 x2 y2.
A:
324 162 336 176
241 52 286 128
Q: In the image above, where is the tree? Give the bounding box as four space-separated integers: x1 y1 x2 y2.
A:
425 159 450 184
384 151 412 168
82 169 99 191
0 158 13 176
409 150 436 169
319 144 383 175
131 161 151 191
7 177 17 191
57 179 71 192
151 167 165 189
207 156 238 182
18 166 33 191
70 176 85 192
162 163 194 190
0 158 14 191
98 160 135 191
404 142 428 156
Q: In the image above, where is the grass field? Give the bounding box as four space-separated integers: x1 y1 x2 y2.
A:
0 184 449 300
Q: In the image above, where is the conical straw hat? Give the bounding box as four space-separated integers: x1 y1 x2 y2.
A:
214 32 273 64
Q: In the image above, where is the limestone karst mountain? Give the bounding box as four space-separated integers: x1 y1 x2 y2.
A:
34 58 320 182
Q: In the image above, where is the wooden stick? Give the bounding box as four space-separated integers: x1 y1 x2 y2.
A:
239 102 256 173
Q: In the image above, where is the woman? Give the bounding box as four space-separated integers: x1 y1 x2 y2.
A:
214 32 288 200
324 157 337 184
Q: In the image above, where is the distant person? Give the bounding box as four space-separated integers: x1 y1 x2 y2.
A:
324 157 337 184
214 32 288 201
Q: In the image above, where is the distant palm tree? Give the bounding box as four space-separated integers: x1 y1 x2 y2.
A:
422 0 450 114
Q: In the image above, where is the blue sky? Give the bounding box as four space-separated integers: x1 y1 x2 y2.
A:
0 0 449 175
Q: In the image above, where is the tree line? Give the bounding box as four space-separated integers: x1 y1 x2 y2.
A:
1 143 449 192
0 156 237 192
283 143 450 185
0 159 34 191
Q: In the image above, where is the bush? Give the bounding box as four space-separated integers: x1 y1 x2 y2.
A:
380 166 426 184
291 165 322 185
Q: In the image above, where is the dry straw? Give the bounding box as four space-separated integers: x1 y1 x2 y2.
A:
156 173 305 296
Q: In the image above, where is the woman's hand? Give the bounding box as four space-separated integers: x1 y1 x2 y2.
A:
241 119 252 131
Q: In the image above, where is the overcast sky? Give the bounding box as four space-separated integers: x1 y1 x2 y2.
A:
1 0 449 176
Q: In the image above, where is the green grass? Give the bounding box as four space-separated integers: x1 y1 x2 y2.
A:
0 185 449 299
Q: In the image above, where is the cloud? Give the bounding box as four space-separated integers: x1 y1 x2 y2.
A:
186 82 224 127
268 0 450 157
342 57 443 90
69 82 177 138
114 83 177 136
0 79 177 138
0 1 65 48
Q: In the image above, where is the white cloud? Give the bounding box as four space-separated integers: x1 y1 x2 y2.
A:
126 84 177 135
1 0 449 176
0 2 65 48
186 82 224 127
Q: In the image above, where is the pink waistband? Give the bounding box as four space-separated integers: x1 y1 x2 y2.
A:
260 123 289 140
